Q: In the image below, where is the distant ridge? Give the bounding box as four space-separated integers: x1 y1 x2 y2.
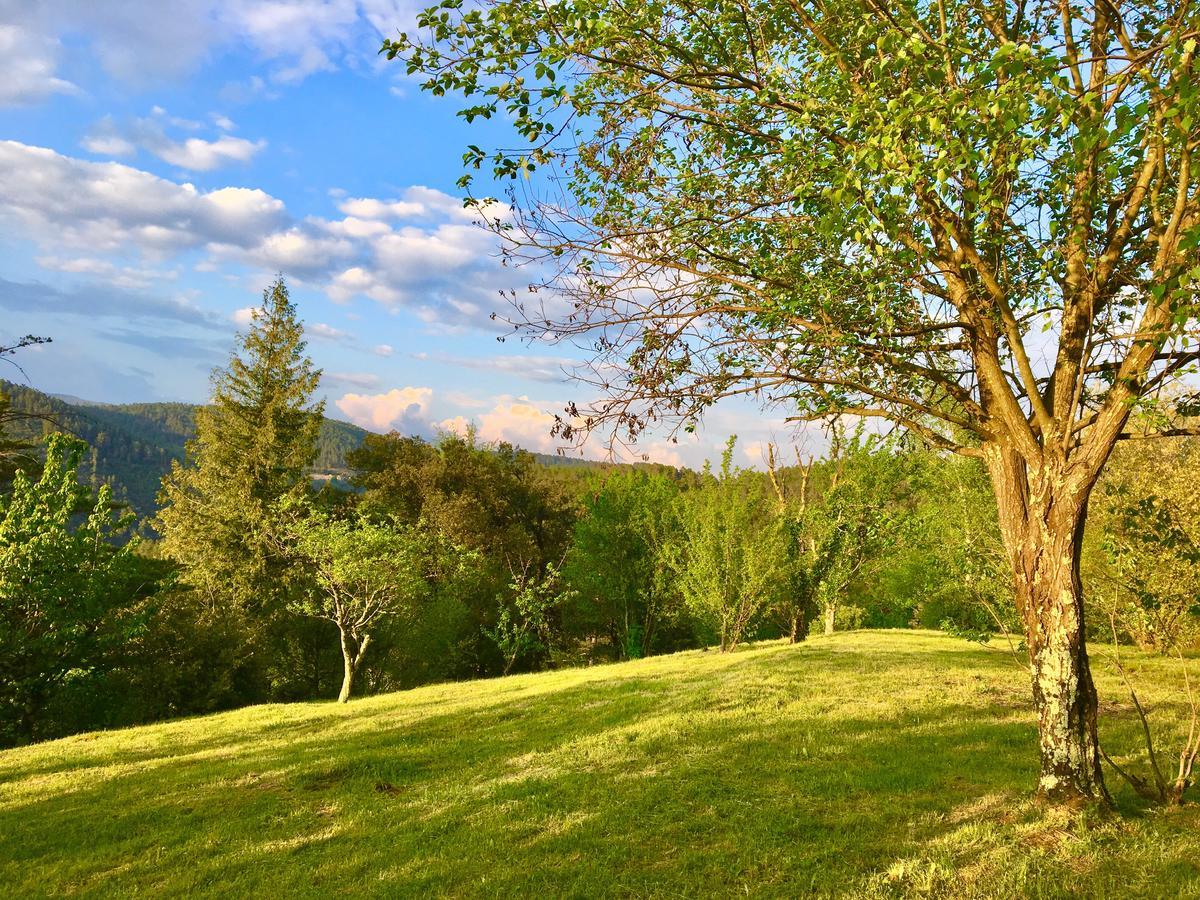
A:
1 381 370 515
50 393 107 407
0 382 657 515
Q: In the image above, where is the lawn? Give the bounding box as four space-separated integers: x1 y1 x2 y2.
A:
3 630 1199 897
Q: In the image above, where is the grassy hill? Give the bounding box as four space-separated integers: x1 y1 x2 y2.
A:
3 631 1198 897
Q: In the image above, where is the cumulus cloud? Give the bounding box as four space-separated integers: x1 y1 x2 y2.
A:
336 386 433 432
83 110 266 171
0 0 422 98
1 141 519 329
439 397 561 453
0 141 287 254
0 23 77 106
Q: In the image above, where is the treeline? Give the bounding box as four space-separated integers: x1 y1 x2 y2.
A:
1 280 1197 746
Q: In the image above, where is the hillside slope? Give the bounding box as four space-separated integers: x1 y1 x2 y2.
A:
0 381 369 514
2 631 1198 898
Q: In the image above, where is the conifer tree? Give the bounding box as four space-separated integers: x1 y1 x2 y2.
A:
156 278 323 692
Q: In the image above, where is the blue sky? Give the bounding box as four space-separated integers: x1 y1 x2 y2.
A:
0 1 798 468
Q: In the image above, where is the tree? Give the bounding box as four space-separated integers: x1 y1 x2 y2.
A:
0 335 52 489
1086 433 1200 652
0 434 142 744
156 277 323 697
487 562 575 674
562 468 682 658
664 439 785 651
393 0 1200 802
280 501 434 703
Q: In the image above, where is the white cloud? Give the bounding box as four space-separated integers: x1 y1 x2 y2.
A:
0 141 286 253
2 140 518 328
81 134 137 157
372 344 394 357
33 256 178 290
337 386 432 432
83 110 266 171
155 134 265 170
232 306 259 325
440 397 561 453
0 0 425 98
0 23 77 106
309 322 353 342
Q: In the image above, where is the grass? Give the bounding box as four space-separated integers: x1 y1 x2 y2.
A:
3 630 1200 898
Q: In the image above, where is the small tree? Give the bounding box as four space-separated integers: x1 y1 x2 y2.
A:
0 434 140 743
487 563 575 674
282 503 432 702
665 438 785 652
563 468 681 658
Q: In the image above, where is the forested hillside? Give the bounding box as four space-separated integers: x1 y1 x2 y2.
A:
1 381 611 514
0 381 371 514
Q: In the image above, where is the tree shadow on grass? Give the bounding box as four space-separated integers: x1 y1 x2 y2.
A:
0 637 1054 896
9 635 1179 897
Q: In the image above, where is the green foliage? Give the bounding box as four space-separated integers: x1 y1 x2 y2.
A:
486 564 575 674
1086 436 1200 653
0 434 145 744
561 468 683 659
280 498 448 701
902 456 1014 636
663 438 786 651
156 278 325 702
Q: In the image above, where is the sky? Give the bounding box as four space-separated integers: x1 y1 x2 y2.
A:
0 0 803 468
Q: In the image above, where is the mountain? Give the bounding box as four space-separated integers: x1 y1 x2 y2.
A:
0 381 370 516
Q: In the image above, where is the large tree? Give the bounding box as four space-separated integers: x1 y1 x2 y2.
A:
157 278 323 694
393 1 1200 801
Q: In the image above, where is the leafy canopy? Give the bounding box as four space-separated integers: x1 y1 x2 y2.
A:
392 1 1200 475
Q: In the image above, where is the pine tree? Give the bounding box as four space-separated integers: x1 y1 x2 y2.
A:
156 278 323 696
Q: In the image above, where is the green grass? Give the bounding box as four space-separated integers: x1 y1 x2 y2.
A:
3 630 1199 898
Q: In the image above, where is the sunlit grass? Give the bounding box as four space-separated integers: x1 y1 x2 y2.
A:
3 630 1199 897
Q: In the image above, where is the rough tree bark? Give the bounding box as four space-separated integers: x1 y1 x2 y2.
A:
987 445 1107 802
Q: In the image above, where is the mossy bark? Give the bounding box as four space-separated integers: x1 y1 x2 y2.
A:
987 445 1107 804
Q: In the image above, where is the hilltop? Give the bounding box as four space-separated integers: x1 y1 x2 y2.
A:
2 631 1198 898
0 382 614 515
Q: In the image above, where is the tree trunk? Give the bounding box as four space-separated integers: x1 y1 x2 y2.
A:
338 641 355 703
988 447 1107 804
823 601 835 636
337 630 370 704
